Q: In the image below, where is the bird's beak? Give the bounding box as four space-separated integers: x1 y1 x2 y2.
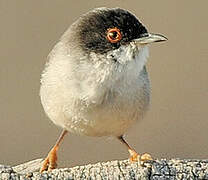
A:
134 33 168 45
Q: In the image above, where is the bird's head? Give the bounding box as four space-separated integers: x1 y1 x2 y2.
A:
61 7 167 76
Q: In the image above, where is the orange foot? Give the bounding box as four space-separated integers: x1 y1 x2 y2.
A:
140 153 153 162
128 149 140 162
128 149 153 164
40 146 58 173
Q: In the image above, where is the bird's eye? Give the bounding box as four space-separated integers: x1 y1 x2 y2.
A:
106 27 122 43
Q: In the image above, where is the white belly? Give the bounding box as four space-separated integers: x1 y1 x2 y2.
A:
40 67 150 137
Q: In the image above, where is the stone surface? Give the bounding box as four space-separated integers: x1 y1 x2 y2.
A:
0 158 208 179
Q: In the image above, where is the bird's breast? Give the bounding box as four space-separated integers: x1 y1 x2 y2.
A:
62 66 151 136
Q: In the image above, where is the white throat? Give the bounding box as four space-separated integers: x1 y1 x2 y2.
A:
107 44 149 74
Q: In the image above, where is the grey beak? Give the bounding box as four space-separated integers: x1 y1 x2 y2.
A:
134 33 168 45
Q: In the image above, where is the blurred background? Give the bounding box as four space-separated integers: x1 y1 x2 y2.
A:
0 0 208 167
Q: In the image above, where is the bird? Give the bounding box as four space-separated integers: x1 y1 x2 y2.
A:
39 7 167 172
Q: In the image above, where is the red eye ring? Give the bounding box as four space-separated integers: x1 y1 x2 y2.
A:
106 27 122 43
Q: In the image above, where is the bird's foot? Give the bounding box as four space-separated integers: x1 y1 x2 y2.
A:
40 147 58 173
139 153 153 167
140 153 153 162
128 149 140 162
128 149 153 166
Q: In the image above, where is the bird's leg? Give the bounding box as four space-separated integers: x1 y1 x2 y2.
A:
40 130 68 173
118 136 139 161
117 136 152 162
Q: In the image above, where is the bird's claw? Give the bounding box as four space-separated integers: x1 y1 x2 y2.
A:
128 149 153 166
128 149 140 162
40 147 58 173
140 153 153 161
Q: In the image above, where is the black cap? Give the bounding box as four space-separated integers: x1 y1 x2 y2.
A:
69 8 148 54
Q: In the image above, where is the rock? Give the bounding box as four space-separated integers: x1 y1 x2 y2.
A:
0 158 208 179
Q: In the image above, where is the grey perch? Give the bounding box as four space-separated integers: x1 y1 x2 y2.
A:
0 158 208 179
